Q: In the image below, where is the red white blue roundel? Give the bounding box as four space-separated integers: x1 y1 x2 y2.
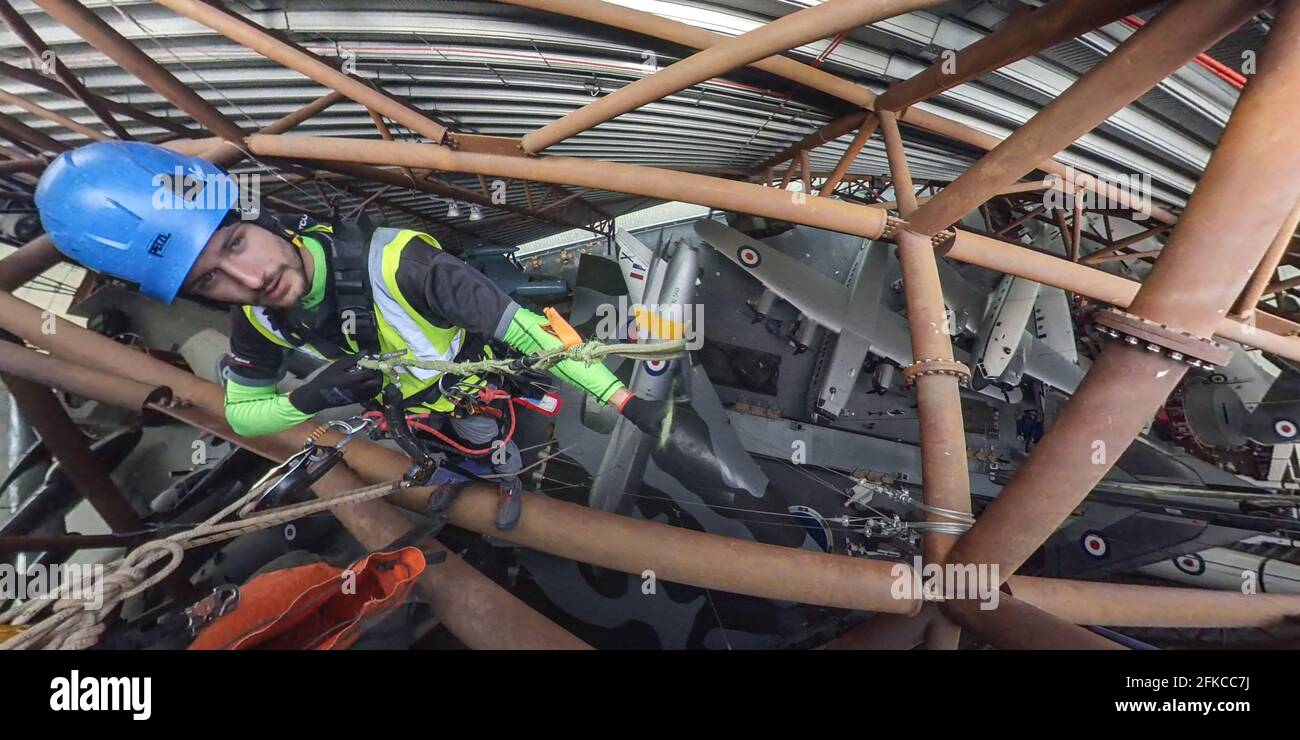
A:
645 358 670 376
1274 419 1298 439
737 246 762 268
1173 552 1206 576
1081 531 1108 559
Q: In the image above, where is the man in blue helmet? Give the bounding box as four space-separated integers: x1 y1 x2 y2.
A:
35 141 668 530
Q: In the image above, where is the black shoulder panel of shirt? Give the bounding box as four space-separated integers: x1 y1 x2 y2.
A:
391 232 515 338
226 304 287 384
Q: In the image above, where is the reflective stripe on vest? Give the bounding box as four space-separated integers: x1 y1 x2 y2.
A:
242 226 466 413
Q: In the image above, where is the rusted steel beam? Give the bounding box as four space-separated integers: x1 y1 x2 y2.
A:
882 115 972 570
1233 198 1300 317
778 155 800 190
1264 273 1300 298
500 0 874 107
876 0 1161 112
875 179 1050 211
0 154 47 174
1070 197 1083 262
2 367 142 533
755 109 871 173
819 113 877 195
164 126 1300 361
993 203 1048 237
906 0 1267 237
823 605 938 650
0 532 150 554
1085 247 1161 264
197 91 346 168
945 229 1300 360
0 0 133 139
169 133 598 234
33 0 245 142
498 0 1179 226
263 91 345 135
0 110 68 153
381 481 919 614
0 61 193 138
1051 206 1073 258
939 593 1127 650
881 110 969 650
367 109 419 185
0 236 62 291
153 0 448 145
518 0 949 154
1079 223 1172 264
0 87 108 141
241 133 892 238
944 0 1300 582
0 338 163 410
167 393 922 615
1009 576 1300 628
228 131 1300 362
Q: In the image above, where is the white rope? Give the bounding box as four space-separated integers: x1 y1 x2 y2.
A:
0 479 399 650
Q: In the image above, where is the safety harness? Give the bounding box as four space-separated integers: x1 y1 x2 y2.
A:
255 210 538 486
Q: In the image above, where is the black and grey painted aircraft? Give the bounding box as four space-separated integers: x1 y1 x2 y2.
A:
475 213 1300 647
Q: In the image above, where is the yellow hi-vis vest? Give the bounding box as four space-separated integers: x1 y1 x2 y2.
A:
240 225 470 414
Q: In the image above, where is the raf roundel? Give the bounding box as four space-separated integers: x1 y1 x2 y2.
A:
645 358 670 376
1274 419 1298 439
1081 531 1108 559
1172 553 1206 576
737 246 762 268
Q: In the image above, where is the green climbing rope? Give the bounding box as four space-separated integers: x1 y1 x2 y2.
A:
356 338 687 380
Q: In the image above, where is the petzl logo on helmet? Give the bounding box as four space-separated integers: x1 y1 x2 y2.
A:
147 232 171 257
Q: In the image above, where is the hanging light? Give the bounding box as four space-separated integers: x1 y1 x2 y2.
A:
469 204 483 221
446 200 460 219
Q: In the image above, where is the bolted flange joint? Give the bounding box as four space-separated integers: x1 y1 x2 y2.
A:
879 216 956 248
902 358 971 387
880 215 904 240
1091 307 1233 371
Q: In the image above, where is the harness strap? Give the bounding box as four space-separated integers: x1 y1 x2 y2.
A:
331 215 381 356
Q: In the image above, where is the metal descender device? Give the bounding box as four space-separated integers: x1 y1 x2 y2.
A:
241 416 377 516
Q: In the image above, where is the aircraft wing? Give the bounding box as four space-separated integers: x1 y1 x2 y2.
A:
694 219 850 333
1023 332 1086 393
1032 285 1079 365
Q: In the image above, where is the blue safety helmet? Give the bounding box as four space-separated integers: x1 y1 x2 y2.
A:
35 141 239 304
